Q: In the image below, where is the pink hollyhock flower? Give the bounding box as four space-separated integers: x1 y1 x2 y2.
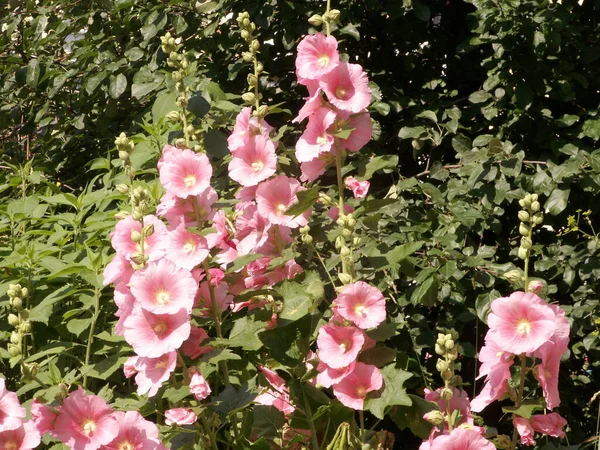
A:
295 32 340 80
254 225 294 258
159 149 212 199
134 352 177 397
335 110 372 152
164 408 197 426
476 335 514 381
157 187 218 228
0 422 41 450
487 291 557 355
429 427 495 450
0 379 26 432
189 368 212 401
335 281 386 329
164 220 210 271
470 360 512 412
31 399 57 436
316 361 356 389
123 306 190 358
208 268 225 286
332 362 383 410
513 417 536 445
228 107 274 153
234 203 272 256
102 410 165 450
317 323 366 369
103 254 133 286
236 185 258 203
195 281 232 317
130 259 197 315
254 366 295 416
123 356 138 379
295 107 337 163
293 85 324 124
228 135 277 187
231 297 268 313
53 386 119 450
534 341 562 409
327 204 355 221
114 283 135 336
320 62 371 113
300 148 337 182
256 175 310 228
157 144 179 170
345 177 370 199
528 280 544 294
110 215 168 263
181 326 212 360
424 387 474 426
530 413 567 438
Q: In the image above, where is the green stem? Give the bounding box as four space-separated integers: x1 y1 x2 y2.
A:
201 414 219 450
325 0 332 36
523 228 533 291
334 145 348 276
253 55 260 111
359 410 366 443
303 390 321 450
83 287 101 389
510 354 528 450
445 397 453 432
310 243 337 289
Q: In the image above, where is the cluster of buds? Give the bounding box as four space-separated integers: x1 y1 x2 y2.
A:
308 8 341 28
6 283 31 358
335 213 359 284
131 186 152 221
517 193 543 260
435 329 460 393
237 12 263 110
115 132 136 178
299 225 313 245
326 422 352 450
130 222 154 269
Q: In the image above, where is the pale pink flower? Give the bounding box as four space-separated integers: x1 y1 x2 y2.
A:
317 323 366 369
53 386 119 450
159 149 212 199
123 306 190 358
513 417 536 445
429 427 495 450
123 356 138 379
157 144 179 170
31 399 57 436
476 334 514 381
164 408 197 426
530 413 567 438
300 148 337 182
424 387 473 426
487 291 557 355
195 281 232 317
0 379 26 433
164 220 210 270
101 410 166 450
335 110 372 152
129 259 197 315
0 422 41 450
320 62 371 113
293 85 324 124
228 135 277 186
335 281 386 329
253 225 294 257
208 268 225 286
470 361 512 412
236 186 258 203
256 175 310 228
234 203 272 256
332 362 383 410
295 107 337 163
189 368 212 401
295 32 340 80
157 188 218 228
134 352 177 397
345 177 370 199
316 361 356 389
534 341 562 409
228 107 274 153
254 366 295 416
110 215 168 263
102 254 133 286
181 326 212 360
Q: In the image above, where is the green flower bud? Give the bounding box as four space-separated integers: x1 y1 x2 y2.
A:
175 138 187 149
256 62 264 73
437 333 446 344
242 52 253 62
530 201 540 213
519 198 529 208
521 236 532 250
302 234 313 244
329 9 341 20
503 269 522 284
8 344 21 357
435 343 445 356
518 210 530 222
518 246 529 260
308 14 323 26
340 246 352 257
19 309 29 320
6 289 16 298
118 150 130 161
444 339 455 350
439 387 453 401
339 273 352 285
496 435 512 449
166 111 181 122
256 105 269 118
251 39 260 52
530 194 538 202
116 184 129 195
11 297 22 309
8 314 20 327
346 217 357 229
335 236 346 250
10 331 20 344
20 287 28 298
130 229 142 243
131 252 148 266
441 368 453 381
114 211 130 220
242 18 250 27
240 30 250 41
20 321 31 334
247 73 257 87
519 223 530 237
353 237 362 247
143 224 154 237
532 212 544 225
423 410 445 427
342 228 352 238
241 92 256 104
436 359 448 373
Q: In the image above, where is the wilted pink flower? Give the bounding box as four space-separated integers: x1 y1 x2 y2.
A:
293 85 324 124
229 135 277 186
208 268 225 286
256 175 310 228
513 417 536 446
335 110 372 152
332 362 383 410
534 341 562 409
181 326 212 360
123 356 138 379
335 281 386 329
317 323 366 369
30 399 57 436
165 408 197 426
429 427 495 450
130 259 197 315
295 107 337 163
102 410 165 450
134 351 177 397
320 62 371 113
0 379 26 433
53 386 119 450
123 306 190 358
295 32 340 80
189 368 212 401
195 281 232 317
471 361 512 413
530 413 567 438
487 291 556 355
0 422 41 450
345 177 370 199
159 149 212 199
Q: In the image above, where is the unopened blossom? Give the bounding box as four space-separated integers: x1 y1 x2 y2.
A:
332 362 383 410
513 417 536 446
181 326 212 360
164 408 197 426
189 368 212 401
335 281 385 329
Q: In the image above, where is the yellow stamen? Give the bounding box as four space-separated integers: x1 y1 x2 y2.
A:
155 290 170 305
335 86 347 99
184 174 196 188
354 304 367 317
153 321 168 335
355 386 367 397
516 319 531 336
82 419 96 435
119 442 134 450
183 241 196 254
318 55 330 67
276 204 287 215
316 136 328 145
252 161 264 172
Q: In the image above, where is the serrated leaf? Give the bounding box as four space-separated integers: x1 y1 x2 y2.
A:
285 186 319 218
364 365 412 419
390 395 438 439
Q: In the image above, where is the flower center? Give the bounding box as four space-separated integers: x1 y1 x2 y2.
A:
119 441 134 450
155 290 170 305
153 320 168 335
155 357 168 369
335 86 348 100
4 441 18 450
184 174 197 188
339 340 352 353
355 386 367 398
82 419 96 435
318 54 330 68
252 160 264 172
354 304 367 317
316 135 328 146
276 203 287 215
516 319 531 336
183 240 196 254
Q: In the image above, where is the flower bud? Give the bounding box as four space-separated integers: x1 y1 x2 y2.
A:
116 184 129 195
353 237 362 247
175 138 187 149
339 273 352 285
19 309 29 320
434 343 445 356
496 435 512 449
118 150 130 161
520 237 532 250
340 246 352 257
8 314 20 327
8 345 21 357
130 229 142 243
6 289 16 298
435 359 448 373
528 280 544 294
20 287 28 298
342 228 352 238
242 18 250 27
302 234 313 244
444 339 455 350
423 410 445 427
256 62 264 73
335 236 346 250
20 321 31 334
532 212 543 225
251 39 260 52
329 9 341 20
166 111 181 122
530 201 540 213
519 222 530 237
11 297 22 309
256 105 269 118
114 211 130 220
131 252 148 266
241 92 255 104
308 14 323 26
242 52 253 62
346 217 357 229
439 388 453 401
300 225 310 234
503 269 522 284
530 194 538 202
518 210 530 222
240 30 250 40
441 368 453 380
517 246 528 260
247 73 257 87
10 331 20 344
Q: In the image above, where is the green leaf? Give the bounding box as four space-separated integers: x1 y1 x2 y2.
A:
152 91 178 123
390 395 438 439
413 1 431 21
469 90 492 104
85 71 107 95
252 405 286 439
108 73 127 99
125 47 145 62
339 23 360 41
452 135 471 154
212 383 257 416
502 400 545 419
225 316 265 351
361 155 399 180
398 126 426 139
410 275 437 306
364 364 412 419
545 189 569 215
131 80 161 99
26 59 40 88
386 241 424 266
204 130 229 158
29 286 80 324
582 118 600 141
277 280 314 323
473 134 493 147
285 185 319 218
416 110 437 123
